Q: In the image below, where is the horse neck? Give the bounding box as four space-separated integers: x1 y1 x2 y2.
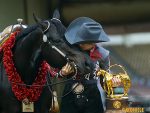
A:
13 28 43 85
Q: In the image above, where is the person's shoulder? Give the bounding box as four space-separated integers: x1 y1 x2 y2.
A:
96 45 109 60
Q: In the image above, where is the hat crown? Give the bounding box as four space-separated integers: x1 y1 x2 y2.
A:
82 22 102 32
76 22 102 41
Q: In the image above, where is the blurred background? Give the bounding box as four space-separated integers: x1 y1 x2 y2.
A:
0 0 150 112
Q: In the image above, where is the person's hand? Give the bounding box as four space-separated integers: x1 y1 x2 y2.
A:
61 63 74 76
112 76 122 87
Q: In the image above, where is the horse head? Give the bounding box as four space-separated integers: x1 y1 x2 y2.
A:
33 10 94 76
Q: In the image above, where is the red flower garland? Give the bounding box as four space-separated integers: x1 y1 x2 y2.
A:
2 32 48 102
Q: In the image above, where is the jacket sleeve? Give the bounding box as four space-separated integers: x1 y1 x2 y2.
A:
99 55 110 71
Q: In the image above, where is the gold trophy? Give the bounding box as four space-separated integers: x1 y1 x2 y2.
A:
97 64 131 113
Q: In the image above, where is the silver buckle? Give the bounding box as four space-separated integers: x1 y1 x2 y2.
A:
72 83 84 94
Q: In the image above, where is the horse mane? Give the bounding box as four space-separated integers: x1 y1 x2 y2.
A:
16 24 39 41
16 18 65 42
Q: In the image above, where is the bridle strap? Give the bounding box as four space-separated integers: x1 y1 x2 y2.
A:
51 18 61 22
43 20 50 33
51 45 66 58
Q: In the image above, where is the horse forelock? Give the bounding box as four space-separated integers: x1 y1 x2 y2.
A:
51 19 66 37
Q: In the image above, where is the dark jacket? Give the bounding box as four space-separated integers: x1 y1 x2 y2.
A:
60 45 110 113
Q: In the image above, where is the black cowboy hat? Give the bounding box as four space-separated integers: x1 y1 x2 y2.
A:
65 17 110 45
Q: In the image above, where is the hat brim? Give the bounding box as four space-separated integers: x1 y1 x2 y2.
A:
65 17 110 45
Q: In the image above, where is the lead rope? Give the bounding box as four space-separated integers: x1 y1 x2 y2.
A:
46 71 59 113
49 91 59 113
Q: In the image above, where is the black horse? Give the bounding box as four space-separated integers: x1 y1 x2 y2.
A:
0 10 93 113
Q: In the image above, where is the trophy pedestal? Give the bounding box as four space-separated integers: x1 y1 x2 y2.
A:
105 97 128 113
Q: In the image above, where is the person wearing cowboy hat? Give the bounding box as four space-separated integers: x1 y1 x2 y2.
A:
60 17 121 113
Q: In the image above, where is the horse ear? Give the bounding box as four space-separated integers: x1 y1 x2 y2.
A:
33 13 47 31
33 13 42 23
52 9 60 19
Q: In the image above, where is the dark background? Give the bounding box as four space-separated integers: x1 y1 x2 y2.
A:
0 0 150 34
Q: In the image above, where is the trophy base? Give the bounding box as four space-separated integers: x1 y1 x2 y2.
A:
106 96 128 111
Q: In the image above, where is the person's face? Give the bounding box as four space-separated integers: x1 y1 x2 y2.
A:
79 43 95 51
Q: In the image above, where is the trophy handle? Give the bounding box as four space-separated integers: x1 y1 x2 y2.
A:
108 64 127 75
